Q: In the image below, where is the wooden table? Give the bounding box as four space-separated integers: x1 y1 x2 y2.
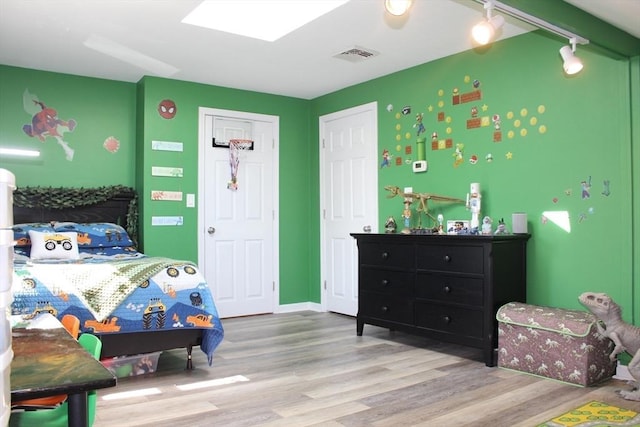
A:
10 319 117 427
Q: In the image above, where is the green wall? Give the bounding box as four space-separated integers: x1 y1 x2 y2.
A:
134 77 312 305
0 66 136 187
1 28 638 322
312 31 638 321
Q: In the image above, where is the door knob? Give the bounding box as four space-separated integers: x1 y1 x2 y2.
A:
207 227 216 235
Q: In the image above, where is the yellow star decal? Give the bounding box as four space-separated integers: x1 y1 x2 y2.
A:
428 105 433 112
506 152 513 159
482 104 489 112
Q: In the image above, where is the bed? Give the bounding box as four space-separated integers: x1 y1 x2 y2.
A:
9 186 224 370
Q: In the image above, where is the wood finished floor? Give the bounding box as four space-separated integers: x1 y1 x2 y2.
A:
94 311 639 427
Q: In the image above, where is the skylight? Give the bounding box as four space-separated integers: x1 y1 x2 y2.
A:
182 0 350 42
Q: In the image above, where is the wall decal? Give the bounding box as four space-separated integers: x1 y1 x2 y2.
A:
151 190 183 201
151 216 184 226
152 166 183 177
103 136 120 153
151 140 183 152
414 113 425 136
158 99 177 119
380 149 391 168
22 89 76 161
580 176 591 199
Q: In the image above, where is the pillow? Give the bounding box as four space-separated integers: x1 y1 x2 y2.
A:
28 230 80 260
12 223 54 247
54 222 134 248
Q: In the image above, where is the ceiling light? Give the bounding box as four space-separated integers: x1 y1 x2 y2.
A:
0 148 40 158
559 38 584 75
471 1 504 45
182 0 350 42
385 0 412 16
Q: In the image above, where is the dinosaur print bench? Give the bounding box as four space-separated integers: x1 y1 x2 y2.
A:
496 302 616 386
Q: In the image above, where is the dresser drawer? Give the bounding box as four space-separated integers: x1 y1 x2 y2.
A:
360 268 413 296
359 292 413 324
416 244 483 274
415 273 483 306
414 303 483 338
358 242 414 269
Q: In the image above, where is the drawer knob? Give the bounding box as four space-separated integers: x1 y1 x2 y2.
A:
381 279 390 286
443 286 451 293
443 315 451 323
443 255 451 262
381 252 389 260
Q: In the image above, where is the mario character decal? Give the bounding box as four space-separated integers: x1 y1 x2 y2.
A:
414 112 425 136
380 149 391 168
22 89 77 161
158 99 177 119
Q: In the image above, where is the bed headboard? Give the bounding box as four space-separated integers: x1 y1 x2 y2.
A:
12 185 138 244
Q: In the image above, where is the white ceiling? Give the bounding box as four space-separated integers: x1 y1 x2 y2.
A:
0 0 638 100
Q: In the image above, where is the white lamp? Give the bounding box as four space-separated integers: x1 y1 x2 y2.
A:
471 1 504 45
385 0 412 16
560 38 584 75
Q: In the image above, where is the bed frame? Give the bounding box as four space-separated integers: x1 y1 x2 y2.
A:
13 186 202 369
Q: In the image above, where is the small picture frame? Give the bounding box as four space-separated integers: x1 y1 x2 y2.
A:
447 220 470 235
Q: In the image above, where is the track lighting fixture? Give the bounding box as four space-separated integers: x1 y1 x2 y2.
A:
559 38 584 75
471 1 504 45
472 1 589 75
385 0 412 16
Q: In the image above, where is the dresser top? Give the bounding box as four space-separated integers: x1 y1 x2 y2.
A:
350 233 530 242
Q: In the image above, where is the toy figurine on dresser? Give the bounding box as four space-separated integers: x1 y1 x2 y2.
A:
384 216 397 234
466 182 481 234
401 197 412 234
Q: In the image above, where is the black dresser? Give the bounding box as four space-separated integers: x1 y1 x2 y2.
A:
351 233 530 366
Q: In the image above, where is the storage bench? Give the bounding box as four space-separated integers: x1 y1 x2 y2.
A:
496 302 616 386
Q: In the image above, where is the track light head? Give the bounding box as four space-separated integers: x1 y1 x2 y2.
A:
385 0 412 16
471 15 505 45
471 1 504 45
559 39 584 75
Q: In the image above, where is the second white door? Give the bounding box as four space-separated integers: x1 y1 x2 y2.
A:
320 102 379 316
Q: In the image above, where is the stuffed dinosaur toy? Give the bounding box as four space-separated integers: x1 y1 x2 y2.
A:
579 292 640 401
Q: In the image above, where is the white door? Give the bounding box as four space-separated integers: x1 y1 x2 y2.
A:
320 102 379 316
198 108 278 318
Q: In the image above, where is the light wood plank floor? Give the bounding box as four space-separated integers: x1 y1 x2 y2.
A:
94 311 639 427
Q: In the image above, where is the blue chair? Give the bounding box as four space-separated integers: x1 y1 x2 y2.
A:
10 333 103 427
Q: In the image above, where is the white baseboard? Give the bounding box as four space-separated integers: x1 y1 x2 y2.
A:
614 361 634 381
275 302 323 313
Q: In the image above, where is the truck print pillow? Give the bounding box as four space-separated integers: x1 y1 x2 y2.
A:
28 230 80 260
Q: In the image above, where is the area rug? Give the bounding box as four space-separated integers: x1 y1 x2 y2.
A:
537 401 640 427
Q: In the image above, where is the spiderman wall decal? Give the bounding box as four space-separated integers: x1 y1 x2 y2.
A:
22 89 77 161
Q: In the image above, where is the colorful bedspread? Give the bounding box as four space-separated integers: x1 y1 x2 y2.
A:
11 252 224 364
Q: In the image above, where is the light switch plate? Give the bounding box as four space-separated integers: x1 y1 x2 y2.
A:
186 193 195 207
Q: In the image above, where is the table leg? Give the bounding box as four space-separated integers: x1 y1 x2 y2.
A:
67 391 88 427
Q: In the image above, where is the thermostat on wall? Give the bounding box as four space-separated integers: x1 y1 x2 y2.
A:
413 160 428 173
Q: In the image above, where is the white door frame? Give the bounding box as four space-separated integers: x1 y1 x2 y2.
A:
319 101 379 313
197 106 280 313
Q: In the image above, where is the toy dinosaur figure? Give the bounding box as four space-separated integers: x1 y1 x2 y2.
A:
579 292 640 401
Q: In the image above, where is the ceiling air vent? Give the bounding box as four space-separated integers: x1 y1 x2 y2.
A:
334 46 380 63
